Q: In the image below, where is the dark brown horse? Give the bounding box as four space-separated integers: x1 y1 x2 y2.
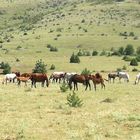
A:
90 73 108 91
108 73 118 83
30 73 49 88
68 74 91 91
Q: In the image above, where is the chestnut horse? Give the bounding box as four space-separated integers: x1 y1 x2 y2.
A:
68 74 91 91
90 73 108 91
30 73 49 88
17 76 30 87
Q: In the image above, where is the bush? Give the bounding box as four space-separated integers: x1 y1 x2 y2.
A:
132 68 138 72
122 55 132 61
130 58 138 66
136 55 140 62
124 44 134 55
50 46 58 52
92 50 98 56
118 47 124 55
81 68 92 75
77 50 83 56
32 59 47 73
3 63 11 74
50 64 55 70
60 83 69 92
67 91 83 107
100 50 107 56
116 68 122 72
122 65 127 70
136 46 140 55
70 53 80 63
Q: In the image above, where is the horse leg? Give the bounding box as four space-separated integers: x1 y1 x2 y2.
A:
76 83 78 91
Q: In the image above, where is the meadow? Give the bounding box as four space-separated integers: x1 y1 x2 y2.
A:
0 0 140 139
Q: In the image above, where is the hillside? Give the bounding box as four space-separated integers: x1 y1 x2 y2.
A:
0 0 140 72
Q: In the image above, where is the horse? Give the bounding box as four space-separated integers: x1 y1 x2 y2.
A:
68 74 91 91
64 72 77 83
49 72 66 83
2 73 17 84
30 73 49 88
17 76 30 87
108 73 118 83
90 73 108 91
20 73 32 77
134 73 140 84
117 72 129 82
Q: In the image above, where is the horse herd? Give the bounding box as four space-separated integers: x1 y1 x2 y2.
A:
1 71 140 91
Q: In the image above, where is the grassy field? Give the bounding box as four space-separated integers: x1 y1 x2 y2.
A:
0 0 140 139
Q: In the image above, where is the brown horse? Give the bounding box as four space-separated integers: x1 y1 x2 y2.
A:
90 73 108 91
69 74 91 91
17 76 30 87
108 73 118 83
30 73 49 88
20 73 32 77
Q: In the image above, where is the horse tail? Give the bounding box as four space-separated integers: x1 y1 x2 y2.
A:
104 78 108 82
68 76 73 90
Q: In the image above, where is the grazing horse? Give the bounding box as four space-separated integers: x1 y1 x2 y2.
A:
108 73 118 83
20 73 31 77
49 72 66 83
64 72 77 83
90 73 108 91
69 74 91 91
2 73 17 84
117 72 129 82
17 76 30 87
30 73 49 88
134 73 140 84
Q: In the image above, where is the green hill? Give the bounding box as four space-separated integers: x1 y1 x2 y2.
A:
0 0 140 72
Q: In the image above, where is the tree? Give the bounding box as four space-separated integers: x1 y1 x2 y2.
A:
70 53 80 63
3 63 11 74
130 58 138 66
32 59 47 73
124 44 134 55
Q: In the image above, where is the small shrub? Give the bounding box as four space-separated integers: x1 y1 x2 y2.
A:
122 65 127 70
132 68 138 72
60 83 69 92
92 51 98 56
122 56 132 61
67 91 83 107
116 68 122 72
50 64 55 70
77 50 83 56
130 58 138 66
100 50 107 56
136 55 140 62
46 44 52 48
129 32 135 37
50 47 58 52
